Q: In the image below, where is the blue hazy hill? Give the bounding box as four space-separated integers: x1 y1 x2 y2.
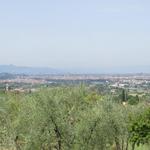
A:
0 65 150 75
0 65 64 75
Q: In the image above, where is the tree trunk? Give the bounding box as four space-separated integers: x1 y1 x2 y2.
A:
131 142 135 150
14 136 21 150
51 117 62 150
115 137 121 150
121 139 124 150
125 138 129 150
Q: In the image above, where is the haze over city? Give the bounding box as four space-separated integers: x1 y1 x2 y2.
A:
0 0 150 73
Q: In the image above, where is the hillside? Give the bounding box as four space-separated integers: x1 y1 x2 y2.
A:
0 65 64 75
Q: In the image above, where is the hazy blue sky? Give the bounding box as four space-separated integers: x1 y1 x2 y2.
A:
0 0 150 70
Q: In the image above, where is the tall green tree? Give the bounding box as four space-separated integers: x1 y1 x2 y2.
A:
129 108 150 150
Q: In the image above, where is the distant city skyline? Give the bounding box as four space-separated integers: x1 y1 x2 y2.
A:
0 0 150 71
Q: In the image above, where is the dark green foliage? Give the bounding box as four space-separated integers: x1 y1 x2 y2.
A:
122 89 127 102
128 95 139 105
129 108 150 147
122 89 126 102
117 89 128 103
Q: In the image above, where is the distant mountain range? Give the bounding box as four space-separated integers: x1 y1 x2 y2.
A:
0 65 65 75
0 65 150 75
67 66 150 74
